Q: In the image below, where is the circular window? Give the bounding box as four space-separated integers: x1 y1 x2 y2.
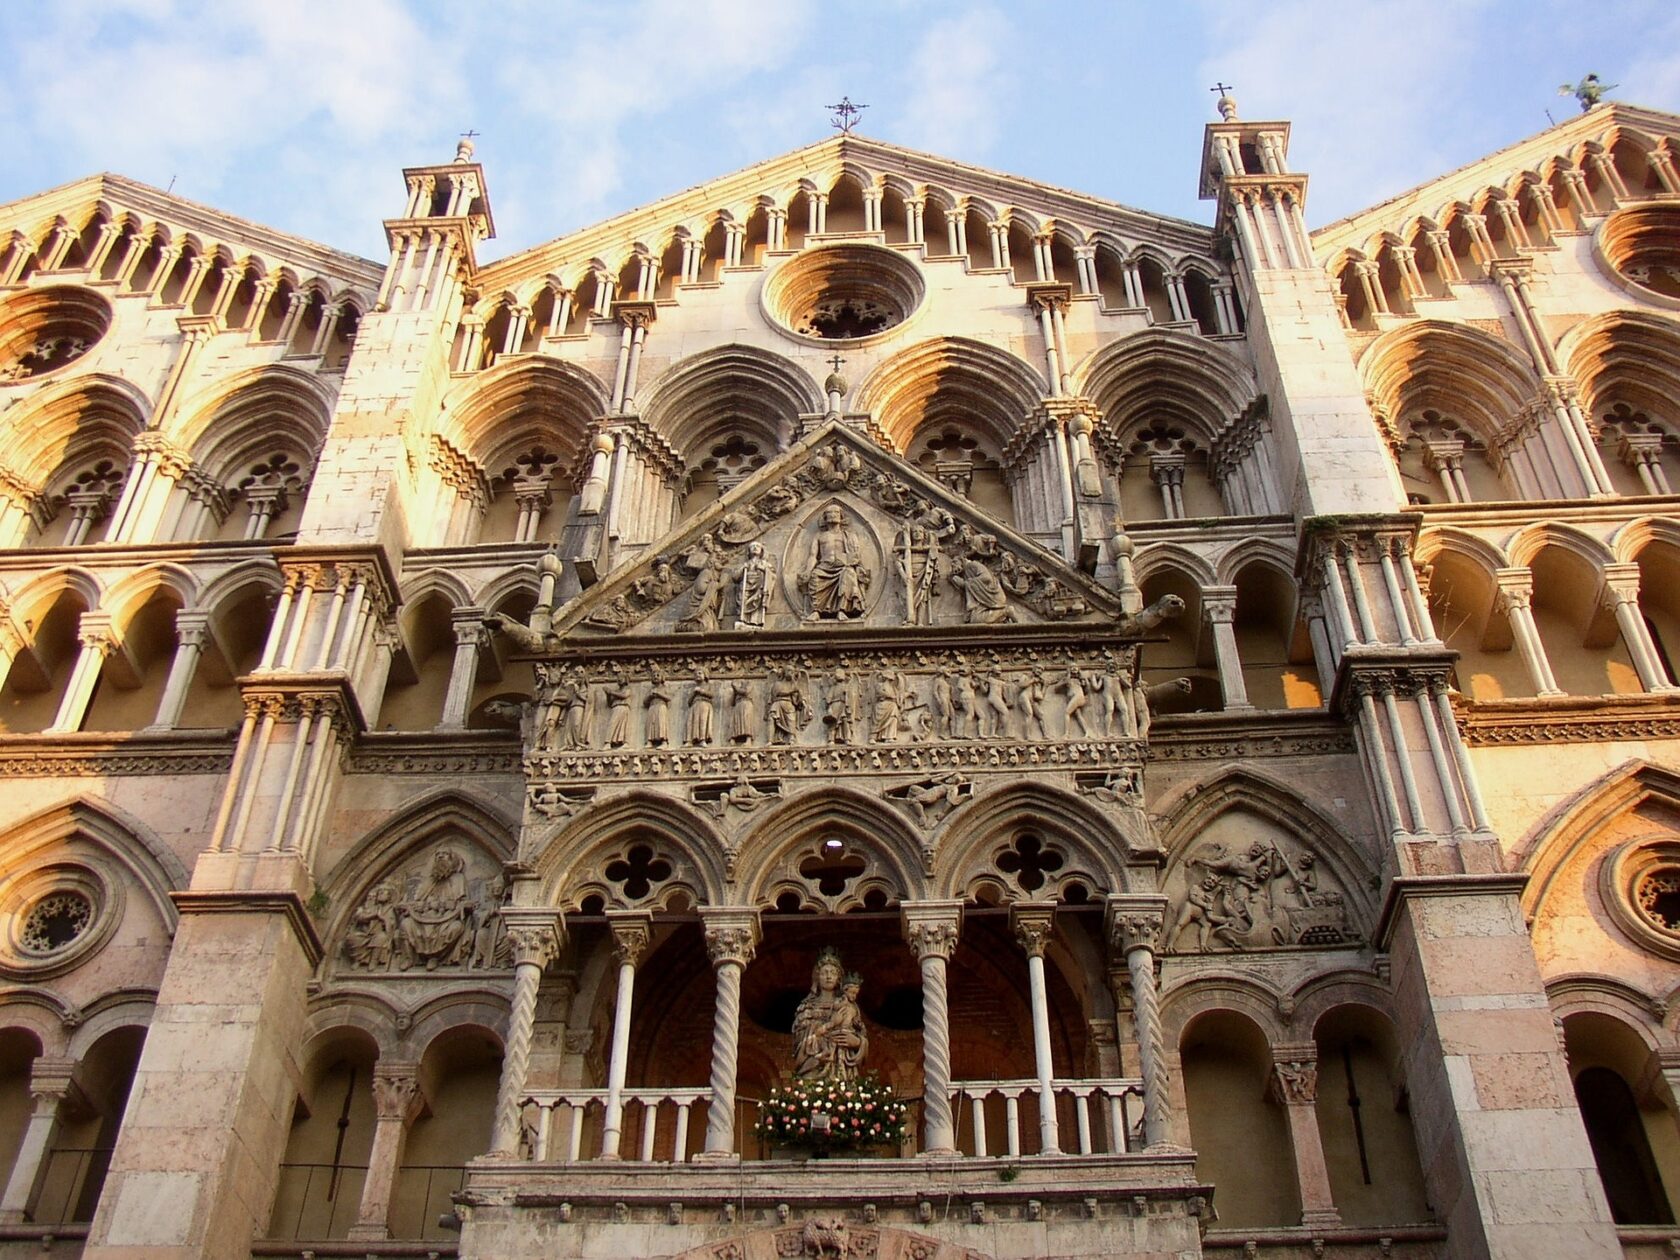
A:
1604 839 1680 961
762 244 925 347
0 286 111 384
1597 205 1680 308
20 891 92 954
0 864 118 980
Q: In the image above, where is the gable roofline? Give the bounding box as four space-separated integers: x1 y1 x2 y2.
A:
553 417 1122 636
1309 101 1680 253
0 172 382 287
475 133 1215 288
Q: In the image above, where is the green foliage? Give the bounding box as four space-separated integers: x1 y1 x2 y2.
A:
754 1072 910 1151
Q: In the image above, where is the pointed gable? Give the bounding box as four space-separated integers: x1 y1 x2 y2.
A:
555 421 1119 639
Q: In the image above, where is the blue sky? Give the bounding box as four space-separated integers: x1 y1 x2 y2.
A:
2 0 1677 263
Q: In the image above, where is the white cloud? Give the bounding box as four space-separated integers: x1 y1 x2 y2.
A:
896 7 1016 159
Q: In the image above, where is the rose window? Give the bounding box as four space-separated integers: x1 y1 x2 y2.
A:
762 244 924 346
20 891 93 954
0 287 111 383
1636 868 1680 932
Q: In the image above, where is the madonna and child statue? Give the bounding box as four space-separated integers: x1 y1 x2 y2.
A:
792 946 868 1082
756 947 910 1151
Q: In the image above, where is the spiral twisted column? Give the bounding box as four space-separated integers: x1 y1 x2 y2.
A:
903 901 963 1155
699 908 760 1159
1106 894 1171 1150
490 911 562 1157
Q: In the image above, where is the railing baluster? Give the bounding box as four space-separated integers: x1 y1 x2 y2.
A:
674 1098 692 1162
640 1100 658 1161
568 1100 585 1161
535 1100 553 1160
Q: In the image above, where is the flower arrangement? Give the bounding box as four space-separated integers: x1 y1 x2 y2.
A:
754 1072 910 1151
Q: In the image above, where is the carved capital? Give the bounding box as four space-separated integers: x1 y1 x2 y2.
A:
1270 1057 1318 1104
701 908 760 969
608 910 653 968
1104 894 1168 961
371 1062 425 1124
1011 902 1056 958
500 908 563 969
902 900 964 962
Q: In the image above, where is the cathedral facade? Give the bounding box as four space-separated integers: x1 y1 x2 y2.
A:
0 95 1675 1260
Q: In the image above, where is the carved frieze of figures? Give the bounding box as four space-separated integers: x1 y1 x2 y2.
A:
1165 839 1356 953
342 845 510 973
528 783 596 820
524 647 1167 763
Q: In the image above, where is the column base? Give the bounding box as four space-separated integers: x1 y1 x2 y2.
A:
1143 1141 1195 1156
692 1150 742 1164
346 1223 391 1242
0 1210 26 1226
1300 1208 1342 1228
919 1147 957 1158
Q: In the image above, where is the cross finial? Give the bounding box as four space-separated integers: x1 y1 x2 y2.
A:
1210 83 1238 121
1210 83 1233 97
828 352 846 375
455 129 480 162
460 129 480 140
828 96 867 134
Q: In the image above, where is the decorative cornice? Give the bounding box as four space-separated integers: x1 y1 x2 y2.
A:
1374 873 1529 951
169 890 325 967
1452 693 1680 746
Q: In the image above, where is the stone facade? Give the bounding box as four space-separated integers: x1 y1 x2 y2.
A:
0 99 1675 1260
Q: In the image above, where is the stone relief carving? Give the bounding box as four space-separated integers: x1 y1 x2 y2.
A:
342 845 509 973
692 774 782 818
524 647 1166 767
1166 839 1355 953
798 504 873 621
564 432 1127 635
883 772 973 826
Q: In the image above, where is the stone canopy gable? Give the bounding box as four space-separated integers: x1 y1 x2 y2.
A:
554 420 1124 640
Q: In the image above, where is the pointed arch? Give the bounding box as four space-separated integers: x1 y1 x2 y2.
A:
641 343 821 464
438 355 609 477
99 562 200 631
855 336 1046 453
934 782 1132 902
1073 328 1258 449
0 796 188 925
735 787 924 911
1518 759 1680 905
170 364 335 482
536 791 727 912
1361 319 1542 449
1415 525 1511 575
1505 519 1615 571
0 373 149 489
1560 310 1680 421
317 790 518 918
1132 540 1218 588
1153 765 1379 932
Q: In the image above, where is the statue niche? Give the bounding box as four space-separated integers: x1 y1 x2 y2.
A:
341 843 509 973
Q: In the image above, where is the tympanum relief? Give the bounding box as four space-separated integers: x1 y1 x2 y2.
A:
571 430 1115 636
338 844 510 974
1163 832 1358 953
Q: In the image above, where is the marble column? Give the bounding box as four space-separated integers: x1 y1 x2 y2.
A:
1202 586 1252 710
903 901 963 1156
699 908 759 1159
438 607 489 730
1011 902 1061 1155
1602 565 1673 692
1270 1047 1341 1227
147 611 211 730
348 1062 425 1240
0 1058 81 1224
600 912 651 1159
1495 570 1564 697
48 614 115 733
